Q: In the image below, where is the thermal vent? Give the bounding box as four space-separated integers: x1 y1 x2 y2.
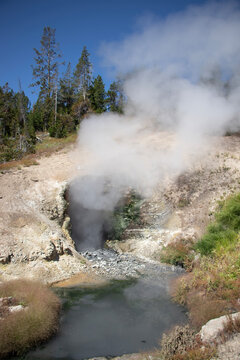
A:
67 175 142 252
67 176 119 252
68 198 111 252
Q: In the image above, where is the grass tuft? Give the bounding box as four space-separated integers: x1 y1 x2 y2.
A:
196 194 240 256
0 279 60 358
150 325 216 360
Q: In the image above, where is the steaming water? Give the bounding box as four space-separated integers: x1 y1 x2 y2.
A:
25 276 187 360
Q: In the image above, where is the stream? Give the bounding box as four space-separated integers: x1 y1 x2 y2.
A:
25 265 187 360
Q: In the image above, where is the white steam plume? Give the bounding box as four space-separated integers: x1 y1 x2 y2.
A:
71 1 240 250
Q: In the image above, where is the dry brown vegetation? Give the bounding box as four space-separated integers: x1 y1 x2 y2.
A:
35 132 77 156
0 279 60 358
0 155 39 171
171 242 240 329
220 314 240 342
148 325 216 360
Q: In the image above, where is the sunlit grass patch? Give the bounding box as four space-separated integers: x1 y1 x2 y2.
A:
196 193 240 255
35 133 77 156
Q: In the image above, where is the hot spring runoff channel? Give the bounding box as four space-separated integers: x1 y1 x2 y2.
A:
25 272 187 360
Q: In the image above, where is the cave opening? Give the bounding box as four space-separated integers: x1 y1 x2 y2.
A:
65 176 143 252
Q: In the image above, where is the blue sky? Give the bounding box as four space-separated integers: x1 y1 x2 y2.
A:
0 0 206 105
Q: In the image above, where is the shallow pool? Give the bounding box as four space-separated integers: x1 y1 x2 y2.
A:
26 276 187 360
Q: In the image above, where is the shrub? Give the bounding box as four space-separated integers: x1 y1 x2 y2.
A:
0 279 60 358
155 325 216 360
159 325 197 359
108 191 143 241
160 238 194 269
196 225 237 256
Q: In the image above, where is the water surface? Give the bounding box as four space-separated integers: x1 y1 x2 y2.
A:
26 276 186 360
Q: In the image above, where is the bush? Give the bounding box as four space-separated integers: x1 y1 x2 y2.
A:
159 325 197 359
196 225 237 256
155 325 216 360
0 279 60 358
108 191 143 241
160 238 194 269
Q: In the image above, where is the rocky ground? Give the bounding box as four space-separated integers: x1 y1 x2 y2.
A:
80 248 184 279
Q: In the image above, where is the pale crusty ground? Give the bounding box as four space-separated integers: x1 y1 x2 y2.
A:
0 144 92 283
1 134 240 358
1 134 240 280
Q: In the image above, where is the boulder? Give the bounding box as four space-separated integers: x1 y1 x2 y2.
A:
200 312 240 343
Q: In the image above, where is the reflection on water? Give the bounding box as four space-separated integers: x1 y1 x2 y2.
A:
26 277 187 360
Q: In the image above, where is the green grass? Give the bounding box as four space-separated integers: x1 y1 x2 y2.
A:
196 194 240 255
0 279 60 358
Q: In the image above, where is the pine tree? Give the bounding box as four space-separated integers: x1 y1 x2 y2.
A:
73 46 92 100
0 83 17 138
59 62 74 112
89 75 106 113
106 80 124 113
31 26 62 130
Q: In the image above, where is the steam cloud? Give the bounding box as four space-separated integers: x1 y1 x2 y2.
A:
71 1 240 250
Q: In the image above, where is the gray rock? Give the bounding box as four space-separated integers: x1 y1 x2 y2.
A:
9 305 25 313
200 312 240 343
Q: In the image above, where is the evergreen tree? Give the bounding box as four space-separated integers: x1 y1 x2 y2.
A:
0 83 34 161
16 81 31 134
31 26 62 130
106 80 124 113
73 46 92 100
0 83 17 138
89 75 106 113
28 97 45 131
59 62 74 112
